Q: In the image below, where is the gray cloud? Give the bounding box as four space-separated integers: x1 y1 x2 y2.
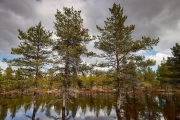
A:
0 0 180 63
119 0 180 54
0 0 38 18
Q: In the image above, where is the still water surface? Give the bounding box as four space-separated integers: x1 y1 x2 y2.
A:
0 93 180 120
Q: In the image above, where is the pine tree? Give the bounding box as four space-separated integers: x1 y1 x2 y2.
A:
143 67 157 86
4 66 14 80
53 7 95 88
166 43 180 85
3 22 53 87
156 58 172 86
88 73 94 89
0 67 3 81
95 3 159 92
15 68 24 80
53 7 95 119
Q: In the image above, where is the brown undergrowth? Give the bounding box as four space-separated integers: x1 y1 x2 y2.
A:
1 88 180 96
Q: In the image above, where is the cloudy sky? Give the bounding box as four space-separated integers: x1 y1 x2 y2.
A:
0 0 180 70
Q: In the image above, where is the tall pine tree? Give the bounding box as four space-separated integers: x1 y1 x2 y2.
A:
95 3 159 92
53 7 95 88
3 22 53 87
94 3 159 118
53 7 95 119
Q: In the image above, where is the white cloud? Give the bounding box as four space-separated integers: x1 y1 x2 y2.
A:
0 61 7 70
146 52 171 67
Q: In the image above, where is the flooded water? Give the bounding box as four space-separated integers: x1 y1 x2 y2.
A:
0 93 180 120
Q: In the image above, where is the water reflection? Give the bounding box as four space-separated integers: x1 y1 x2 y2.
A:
0 93 180 120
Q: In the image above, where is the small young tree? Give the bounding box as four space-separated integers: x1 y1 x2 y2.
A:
3 22 53 88
15 68 24 80
166 43 180 85
157 58 172 86
2 66 14 90
158 43 180 87
0 67 3 81
88 73 95 89
137 67 157 87
4 66 14 80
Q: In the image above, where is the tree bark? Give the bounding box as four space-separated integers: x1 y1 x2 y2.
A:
62 106 66 120
32 92 37 120
116 91 122 120
35 39 40 88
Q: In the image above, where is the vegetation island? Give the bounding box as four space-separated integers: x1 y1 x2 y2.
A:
0 3 180 96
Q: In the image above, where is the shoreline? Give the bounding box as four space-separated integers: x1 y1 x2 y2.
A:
1 88 180 96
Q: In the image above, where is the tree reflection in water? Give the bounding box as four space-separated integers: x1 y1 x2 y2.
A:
42 88 75 120
115 91 123 120
1 93 180 120
24 90 40 120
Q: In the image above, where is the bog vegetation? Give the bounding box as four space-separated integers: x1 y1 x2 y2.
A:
0 3 180 93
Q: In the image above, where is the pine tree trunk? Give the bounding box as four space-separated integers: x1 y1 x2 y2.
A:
32 93 37 120
133 96 138 120
62 106 65 120
64 39 69 88
35 65 38 88
62 92 66 120
115 42 121 94
35 42 40 88
133 85 135 98
116 91 122 120
61 39 69 120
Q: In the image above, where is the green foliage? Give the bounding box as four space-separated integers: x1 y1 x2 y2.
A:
4 66 14 80
94 3 159 89
53 7 95 87
166 43 180 83
157 43 180 86
77 70 115 89
156 58 172 86
88 73 95 89
143 67 156 83
14 68 24 80
137 67 159 87
3 22 53 87
0 67 3 81
79 73 87 88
